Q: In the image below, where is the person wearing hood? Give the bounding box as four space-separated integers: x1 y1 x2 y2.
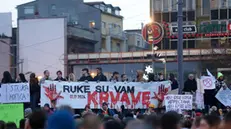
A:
183 74 197 94
54 71 66 81
215 72 227 91
79 68 93 81
47 110 76 129
98 102 115 116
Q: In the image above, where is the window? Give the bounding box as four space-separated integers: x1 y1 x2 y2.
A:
171 12 177 22
202 0 210 15
89 21 95 28
51 4 56 10
163 0 169 12
137 40 140 46
220 0 227 8
115 10 120 15
229 9 231 18
100 4 105 11
163 13 169 22
107 8 112 13
220 9 227 19
188 40 195 48
154 13 161 22
101 22 106 28
188 11 195 21
210 0 218 9
229 0 231 7
171 41 177 50
187 0 195 10
94 5 99 8
108 23 113 29
154 0 162 11
183 0 187 10
171 0 178 11
24 6 34 14
211 10 219 20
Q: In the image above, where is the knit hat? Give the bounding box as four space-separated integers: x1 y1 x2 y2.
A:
217 72 223 79
149 104 155 108
47 110 76 129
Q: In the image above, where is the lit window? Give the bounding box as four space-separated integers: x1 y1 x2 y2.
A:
24 6 34 14
107 8 112 13
89 21 95 28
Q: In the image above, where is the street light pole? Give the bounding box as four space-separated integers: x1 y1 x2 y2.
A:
177 0 184 94
152 43 155 74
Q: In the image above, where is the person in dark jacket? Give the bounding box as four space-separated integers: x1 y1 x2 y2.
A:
93 67 107 81
169 73 178 90
110 72 119 82
121 74 128 82
183 74 197 93
17 73 28 83
1 71 15 83
29 73 40 110
98 102 115 116
54 70 66 81
79 68 93 81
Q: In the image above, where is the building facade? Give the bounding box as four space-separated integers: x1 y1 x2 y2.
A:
150 0 231 50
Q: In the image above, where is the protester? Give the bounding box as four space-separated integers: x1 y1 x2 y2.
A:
47 110 76 129
82 104 93 117
43 103 53 115
29 73 40 110
169 73 178 90
5 122 17 129
19 119 26 129
93 67 107 81
183 74 197 94
191 117 202 129
58 105 75 115
161 111 181 129
0 121 5 129
136 70 145 82
54 70 66 81
1 71 15 83
25 109 47 129
144 104 156 115
79 68 93 81
144 114 162 129
68 73 76 82
121 74 128 82
98 102 115 116
126 120 153 129
81 115 101 129
158 73 165 81
25 108 33 118
110 72 119 82
104 120 124 129
40 70 52 85
199 115 221 129
17 73 27 83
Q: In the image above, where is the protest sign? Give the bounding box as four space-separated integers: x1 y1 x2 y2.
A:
41 81 171 109
165 95 193 113
200 76 215 90
195 91 204 109
0 83 30 103
215 88 231 106
0 104 24 127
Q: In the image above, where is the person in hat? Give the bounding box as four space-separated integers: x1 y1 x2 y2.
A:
98 102 115 116
216 72 227 91
24 108 33 118
183 74 197 94
144 104 156 115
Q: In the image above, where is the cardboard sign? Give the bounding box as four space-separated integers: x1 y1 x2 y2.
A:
165 95 193 113
0 83 30 103
216 88 231 106
0 104 24 127
200 76 216 90
41 81 171 109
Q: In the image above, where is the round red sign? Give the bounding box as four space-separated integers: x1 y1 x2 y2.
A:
142 22 164 44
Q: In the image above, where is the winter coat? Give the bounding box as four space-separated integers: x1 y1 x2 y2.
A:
98 108 115 116
170 79 178 90
79 75 93 81
183 79 197 93
93 74 107 81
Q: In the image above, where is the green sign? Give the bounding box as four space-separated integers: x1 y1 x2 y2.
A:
199 23 227 33
0 104 24 127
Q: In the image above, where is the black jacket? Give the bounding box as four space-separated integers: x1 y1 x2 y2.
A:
30 83 40 95
93 74 107 81
54 77 66 81
79 75 93 81
183 79 197 92
170 79 178 90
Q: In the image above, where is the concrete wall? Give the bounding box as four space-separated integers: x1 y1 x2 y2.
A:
0 39 11 79
18 18 66 78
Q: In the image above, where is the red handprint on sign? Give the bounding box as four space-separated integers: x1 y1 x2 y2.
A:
152 84 169 108
43 83 64 101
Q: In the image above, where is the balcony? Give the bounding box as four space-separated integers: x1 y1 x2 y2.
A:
67 26 97 42
102 27 125 40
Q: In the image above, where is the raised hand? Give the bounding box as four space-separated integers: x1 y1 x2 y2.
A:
152 84 169 108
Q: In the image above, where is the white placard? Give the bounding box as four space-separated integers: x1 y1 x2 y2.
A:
215 88 231 107
200 76 216 90
0 83 30 103
41 81 172 109
165 95 193 113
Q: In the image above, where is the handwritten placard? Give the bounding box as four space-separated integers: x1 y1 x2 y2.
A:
0 83 30 103
165 95 193 113
215 88 231 106
0 104 24 127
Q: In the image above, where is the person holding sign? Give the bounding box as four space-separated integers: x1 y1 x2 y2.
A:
183 74 197 94
1 71 15 83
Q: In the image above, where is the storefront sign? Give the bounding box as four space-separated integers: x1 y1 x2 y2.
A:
171 25 197 34
142 22 164 44
199 23 227 33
